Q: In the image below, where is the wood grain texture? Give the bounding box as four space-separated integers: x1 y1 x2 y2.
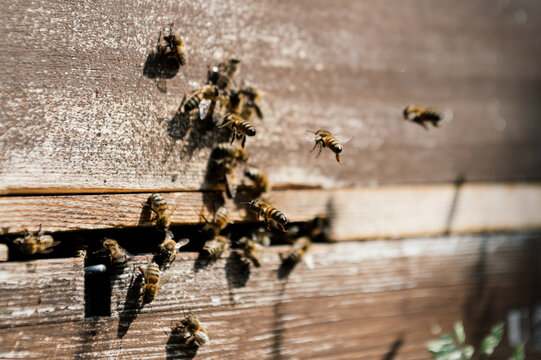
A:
0 183 540 240
0 244 7 261
1 0 541 193
0 257 84 328
0 234 539 359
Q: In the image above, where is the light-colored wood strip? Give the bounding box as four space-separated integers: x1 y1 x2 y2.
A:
0 244 7 261
0 258 84 328
0 183 540 240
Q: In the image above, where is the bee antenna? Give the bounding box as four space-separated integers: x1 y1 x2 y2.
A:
305 130 316 134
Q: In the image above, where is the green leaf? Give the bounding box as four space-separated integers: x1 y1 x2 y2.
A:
460 345 474 359
480 322 504 355
453 321 466 344
509 344 525 360
428 337 457 355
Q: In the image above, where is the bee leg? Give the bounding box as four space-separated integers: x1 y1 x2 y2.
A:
315 145 323 159
432 120 440 127
241 135 246 148
335 154 341 164
310 141 318 153
278 223 287 232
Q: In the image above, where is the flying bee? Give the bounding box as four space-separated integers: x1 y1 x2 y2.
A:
308 130 344 164
244 167 271 194
213 157 238 198
100 238 128 275
146 193 172 232
158 231 190 270
160 25 187 66
216 57 240 91
174 313 209 346
183 84 220 114
213 142 249 162
238 236 262 267
239 86 263 121
253 227 271 247
201 235 230 260
248 199 288 232
13 225 59 255
219 113 256 148
280 236 311 267
403 105 443 129
202 205 229 238
225 89 242 114
138 261 160 303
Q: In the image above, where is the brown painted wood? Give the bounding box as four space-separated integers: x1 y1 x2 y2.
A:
1 1 541 194
0 244 7 261
0 257 84 328
0 234 539 359
0 184 540 240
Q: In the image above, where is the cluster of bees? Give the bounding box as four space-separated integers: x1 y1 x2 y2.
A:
5 25 444 348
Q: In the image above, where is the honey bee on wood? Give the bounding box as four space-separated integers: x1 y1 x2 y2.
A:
244 167 271 194
138 261 160 303
238 236 262 267
160 25 187 66
100 238 128 275
403 105 443 129
213 157 238 199
13 226 59 255
248 199 288 232
182 84 220 115
219 113 256 148
201 235 230 260
308 130 344 164
216 57 240 91
202 205 229 238
173 313 210 346
280 236 311 267
213 142 249 162
146 193 172 232
239 86 263 121
158 231 190 269
74 246 88 260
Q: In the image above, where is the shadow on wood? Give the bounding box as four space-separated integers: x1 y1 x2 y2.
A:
382 337 404 360
165 325 199 360
117 271 143 339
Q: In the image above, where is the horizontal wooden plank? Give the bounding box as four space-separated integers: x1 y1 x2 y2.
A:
0 244 7 261
1 1 541 193
0 233 538 359
0 183 540 240
0 258 84 328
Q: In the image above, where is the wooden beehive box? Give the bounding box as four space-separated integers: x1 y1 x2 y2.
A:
1 1 541 359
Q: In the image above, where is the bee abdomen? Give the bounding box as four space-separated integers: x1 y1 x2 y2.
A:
184 94 202 112
267 208 288 225
178 51 187 66
326 138 343 153
239 121 256 136
421 110 442 121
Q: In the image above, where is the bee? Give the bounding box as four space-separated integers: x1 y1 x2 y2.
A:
253 227 271 247
74 246 87 260
244 167 271 194
403 105 443 129
219 113 256 148
160 25 187 66
213 142 249 162
248 199 288 232
216 57 240 91
239 87 263 120
212 157 238 198
183 84 220 113
201 235 230 260
158 231 189 269
225 89 242 114
308 130 343 164
146 193 172 232
202 205 229 238
238 236 262 267
100 238 128 275
13 226 58 255
139 261 160 303
280 237 311 267
174 313 209 346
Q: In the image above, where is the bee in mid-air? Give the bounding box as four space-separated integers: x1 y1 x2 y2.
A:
238 236 262 267
13 225 58 255
173 313 209 346
202 205 229 238
159 25 187 66
100 238 128 275
201 235 230 260
138 261 161 303
244 167 271 194
219 113 256 148
239 86 263 121
146 193 172 232
216 57 240 91
158 231 190 270
213 143 248 162
403 105 443 129
225 89 242 114
248 199 288 232
280 236 311 267
308 130 344 164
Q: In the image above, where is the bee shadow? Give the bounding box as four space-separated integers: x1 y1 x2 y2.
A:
143 51 180 80
277 257 297 280
382 336 403 360
165 326 199 359
225 251 250 288
117 271 144 339
137 199 153 227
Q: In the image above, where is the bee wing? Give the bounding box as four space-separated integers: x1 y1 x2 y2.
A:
175 238 190 250
155 79 168 93
224 171 237 199
303 253 315 270
195 331 210 346
303 130 317 142
199 99 212 120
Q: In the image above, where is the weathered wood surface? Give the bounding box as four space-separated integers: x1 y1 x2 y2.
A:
0 244 8 261
0 234 539 359
0 257 84 328
0 184 540 239
1 1 541 194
